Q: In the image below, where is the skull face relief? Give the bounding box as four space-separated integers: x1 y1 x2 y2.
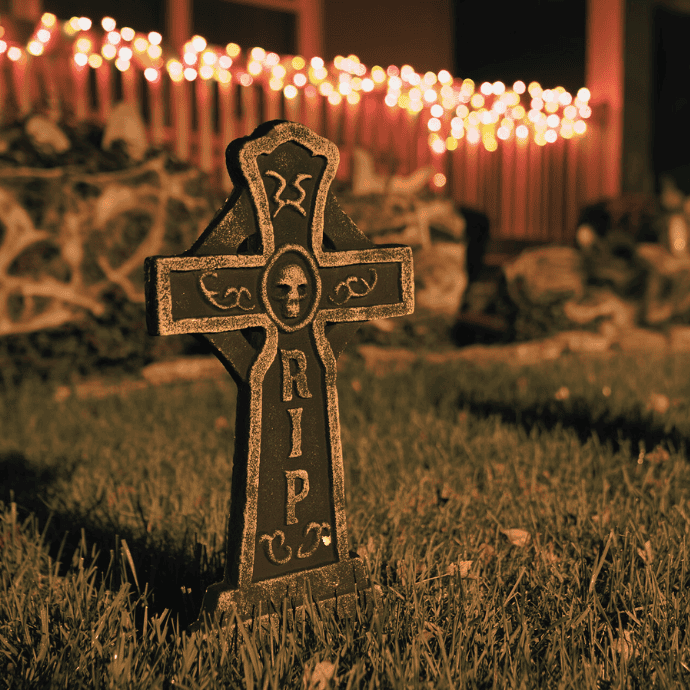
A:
274 263 308 318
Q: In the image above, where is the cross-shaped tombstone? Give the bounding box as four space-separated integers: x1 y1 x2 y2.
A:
145 121 414 625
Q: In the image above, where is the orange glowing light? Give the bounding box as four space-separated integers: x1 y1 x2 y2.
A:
247 60 262 75
574 120 586 134
371 66 386 83
516 124 529 139
547 114 560 128
467 127 480 144
545 101 559 114
480 82 492 96
294 73 307 87
513 80 526 94
101 17 116 31
528 81 542 97
545 129 558 143
183 67 197 81
328 92 342 106
119 46 133 61
219 55 232 69
438 70 452 84
430 104 444 117
88 53 102 68
42 12 57 27
579 105 592 118
107 32 121 45
456 104 469 118
121 27 135 42
530 98 543 110
339 81 352 96
226 43 241 58
250 47 266 61
134 37 148 53
102 44 117 59
493 100 507 114
387 65 399 77
148 32 162 45
408 72 421 86
37 29 51 43
183 52 197 66
144 68 159 83
446 136 458 150
385 75 400 91
199 65 214 79
512 105 525 119
73 52 88 66
68 17 81 33
401 64 414 81
76 37 91 53
292 56 306 70
311 56 324 69
269 78 283 91
424 89 437 103
497 126 510 140
431 138 446 154
493 81 505 95
78 17 92 31
423 71 437 87
238 73 252 86
347 92 360 105
167 60 183 80
564 105 577 120
319 82 333 96
1 41 10 54
148 44 162 59
115 57 130 71
265 52 279 66
409 87 422 101
191 35 207 52
433 173 447 187
272 64 286 79
470 93 484 109
361 78 374 92
559 92 572 106
8 46 22 60
384 92 397 107
27 41 44 56
428 117 441 132
577 87 590 102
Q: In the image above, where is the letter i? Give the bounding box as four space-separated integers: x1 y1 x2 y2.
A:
288 407 303 458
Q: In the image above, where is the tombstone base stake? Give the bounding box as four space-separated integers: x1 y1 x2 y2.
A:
195 555 375 628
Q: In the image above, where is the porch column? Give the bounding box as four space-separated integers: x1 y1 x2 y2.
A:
298 0 323 59
586 0 625 198
167 0 193 53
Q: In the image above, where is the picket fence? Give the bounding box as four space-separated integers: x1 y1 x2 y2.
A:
0 52 609 243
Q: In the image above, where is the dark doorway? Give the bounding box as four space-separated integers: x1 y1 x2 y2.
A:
653 5 690 193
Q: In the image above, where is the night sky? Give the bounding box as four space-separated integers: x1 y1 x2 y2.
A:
452 0 587 92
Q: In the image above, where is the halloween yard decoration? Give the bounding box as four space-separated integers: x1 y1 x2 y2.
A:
145 121 414 624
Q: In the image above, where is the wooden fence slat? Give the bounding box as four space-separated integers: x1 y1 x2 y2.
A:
196 77 213 172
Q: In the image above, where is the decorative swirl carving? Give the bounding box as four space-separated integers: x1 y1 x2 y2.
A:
199 272 254 311
259 530 292 565
297 521 331 559
328 269 378 305
265 170 312 218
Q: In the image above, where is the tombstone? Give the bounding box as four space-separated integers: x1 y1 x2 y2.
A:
145 121 414 625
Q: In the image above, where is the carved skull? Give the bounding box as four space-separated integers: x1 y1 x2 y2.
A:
274 263 308 318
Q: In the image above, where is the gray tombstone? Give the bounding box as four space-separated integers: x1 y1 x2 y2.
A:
145 121 414 625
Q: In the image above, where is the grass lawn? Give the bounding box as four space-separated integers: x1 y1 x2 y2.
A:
1 350 690 688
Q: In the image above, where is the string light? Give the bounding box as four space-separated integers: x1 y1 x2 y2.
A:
12 12 593 156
